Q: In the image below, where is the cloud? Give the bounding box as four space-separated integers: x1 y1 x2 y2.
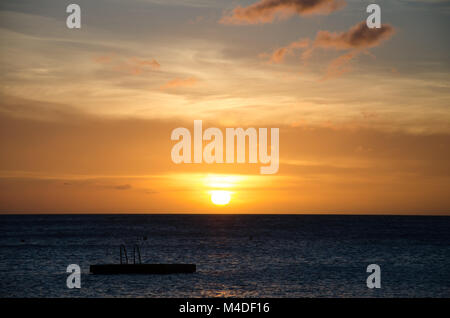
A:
313 22 395 79
264 21 395 79
113 184 132 190
321 50 358 80
93 55 114 64
267 38 310 63
313 21 395 51
62 180 133 191
220 0 346 25
130 57 160 69
93 55 160 75
159 77 199 90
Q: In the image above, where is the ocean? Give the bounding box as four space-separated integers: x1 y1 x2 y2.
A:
0 214 449 297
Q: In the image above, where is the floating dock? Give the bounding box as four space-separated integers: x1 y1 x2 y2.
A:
90 263 196 275
90 244 196 274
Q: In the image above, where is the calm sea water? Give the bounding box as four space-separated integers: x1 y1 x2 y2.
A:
0 214 449 297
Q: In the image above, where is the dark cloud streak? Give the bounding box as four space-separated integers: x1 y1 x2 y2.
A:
220 0 346 25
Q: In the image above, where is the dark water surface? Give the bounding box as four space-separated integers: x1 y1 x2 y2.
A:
0 214 449 297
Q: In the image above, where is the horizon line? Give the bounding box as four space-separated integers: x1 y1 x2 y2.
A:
1 212 449 216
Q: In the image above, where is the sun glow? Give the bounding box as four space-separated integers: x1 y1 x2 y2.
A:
166 173 284 208
210 190 232 205
204 174 245 188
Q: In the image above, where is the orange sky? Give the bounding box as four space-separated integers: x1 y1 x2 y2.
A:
0 0 449 214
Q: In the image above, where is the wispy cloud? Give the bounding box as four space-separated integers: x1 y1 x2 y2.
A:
160 77 199 90
263 21 395 79
93 55 160 75
220 0 346 25
312 21 395 50
312 22 395 79
321 50 358 79
113 184 132 190
266 38 310 63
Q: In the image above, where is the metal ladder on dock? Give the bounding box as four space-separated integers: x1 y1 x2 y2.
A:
119 244 142 264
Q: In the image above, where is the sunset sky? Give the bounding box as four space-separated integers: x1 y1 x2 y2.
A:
0 0 449 214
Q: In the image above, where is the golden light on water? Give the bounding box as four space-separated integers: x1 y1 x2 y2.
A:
210 190 232 205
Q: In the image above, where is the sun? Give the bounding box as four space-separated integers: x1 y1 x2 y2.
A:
210 190 232 206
